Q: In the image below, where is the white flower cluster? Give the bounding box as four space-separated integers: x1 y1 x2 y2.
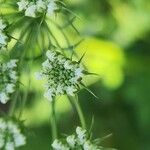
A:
17 0 58 18
36 50 84 101
0 18 9 50
0 118 26 150
0 59 18 104
52 127 102 150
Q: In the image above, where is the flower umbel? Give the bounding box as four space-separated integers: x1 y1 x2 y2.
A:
36 50 84 101
17 0 58 18
0 59 18 104
0 118 26 150
51 126 115 150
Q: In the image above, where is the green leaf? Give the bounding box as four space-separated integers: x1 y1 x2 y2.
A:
80 82 99 99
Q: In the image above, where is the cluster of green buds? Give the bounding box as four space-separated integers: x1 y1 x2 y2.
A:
0 18 9 50
0 59 18 104
17 0 58 18
52 126 114 150
0 118 26 150
36 50 84 101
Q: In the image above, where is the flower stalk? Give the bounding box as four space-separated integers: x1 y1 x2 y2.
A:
70 95 86 129
8 91 19 117
51 99 58 141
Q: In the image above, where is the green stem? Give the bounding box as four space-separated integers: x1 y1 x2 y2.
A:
51 100 58 141
8 91 19 116
18 87 29 119
18 60 31 119
69 95 86 129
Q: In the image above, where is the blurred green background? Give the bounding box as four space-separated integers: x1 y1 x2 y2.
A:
1 0 150 149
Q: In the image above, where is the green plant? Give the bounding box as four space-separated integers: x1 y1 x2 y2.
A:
0 0 116 149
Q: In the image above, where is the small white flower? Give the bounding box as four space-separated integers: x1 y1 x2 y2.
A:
56 85 64 95
36 0 46 12
76 127 86 136
44 89 54 101
83 141 96 150
75 67 84 79
7 59 18 69
0 92 9 104
46 50 56 61
70 77 78 84
66 135 76 148
62 146 69 150
0 119 26 149
7 122 20 135
52 139 69 150
17 0 29 11
64 60 73 70
14 134 26 147
52 139 62 150
0 19 6 31
35 72 43 80
76 126 86 144
5 142 15 150
9 71 18 81
6 84 15 93
25 3 37 18
47 0 58 16
66 86 77 96
0 31 8 46
57 55 66 64
42 59 52 70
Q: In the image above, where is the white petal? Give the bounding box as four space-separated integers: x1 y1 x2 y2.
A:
14 134 26 147
46 50 56 61
5 142 15 150
6 84 15 93
66 86 77 96
52 139 62 149
36 0 46 12
75 67 84 79
35 72 43 80
64 60 73 70
76 126 86 144
25 3 37 18
0 32 8 46
47 0 58 16
17 0 29 11
44 89 54 101
7 59 18 69
42 59 52 70
66 135 76 148
0 92 9 104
